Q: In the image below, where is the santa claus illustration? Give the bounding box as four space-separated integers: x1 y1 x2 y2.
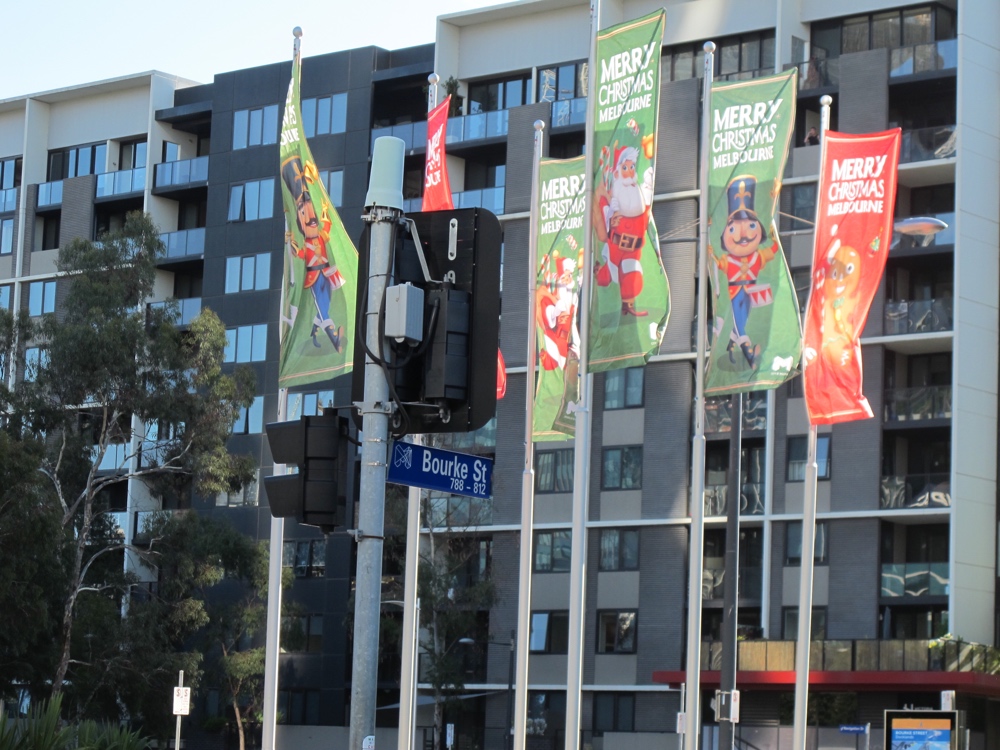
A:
593 143 655 317
537 253 581 371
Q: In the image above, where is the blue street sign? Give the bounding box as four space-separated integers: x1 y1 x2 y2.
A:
387 441 493 500
839 725 868 735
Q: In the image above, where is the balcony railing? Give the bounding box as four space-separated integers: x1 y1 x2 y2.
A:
96 167 146 198
133 509 187 543
370 121 428 153
37 181 63 207
154 156 209 189
891 212 955 250
551 97 587 128
401 187 505 215
716 67 773 82
159 228 206 260
700 637 999 674
94 442 128 471
702 565 762 600
0 186 17 213
883 297 953 334
704 394 767 433
900 125 956 163
149 298 202 327
794 58 840 91
704 482 765 517
884 385 952 422
371 109 512 153
880 473 950 510
890 39 958 77
881 562 949 597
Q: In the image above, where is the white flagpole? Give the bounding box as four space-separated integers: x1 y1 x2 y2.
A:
513 118 545 750
792 92 832 750
683 40 715 750
562 1 599 747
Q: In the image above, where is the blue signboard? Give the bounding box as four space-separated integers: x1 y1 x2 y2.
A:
840 725 868 735
387 441 493 500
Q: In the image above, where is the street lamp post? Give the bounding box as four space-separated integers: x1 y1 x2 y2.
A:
384 599 420 750
460 630 515 750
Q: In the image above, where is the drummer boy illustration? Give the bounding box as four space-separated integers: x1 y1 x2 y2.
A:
715 175 775 369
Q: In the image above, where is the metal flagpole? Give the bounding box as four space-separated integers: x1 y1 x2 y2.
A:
683 40 715 750
792 93 832 750
718 393 742 750
563 0 599 746
513 119 545 750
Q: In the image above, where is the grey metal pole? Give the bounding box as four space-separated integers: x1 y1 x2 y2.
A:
174 671 183 750
398 462 421 750
506 630 515 750
718 393 743 750
684 40 716 750
349 135 405 750
792 93 831 750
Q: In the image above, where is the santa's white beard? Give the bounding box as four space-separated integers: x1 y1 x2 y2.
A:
611 176 645 217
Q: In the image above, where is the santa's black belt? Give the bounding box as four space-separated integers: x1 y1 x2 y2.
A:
610 232 642 251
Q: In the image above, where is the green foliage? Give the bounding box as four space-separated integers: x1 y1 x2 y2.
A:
0 697 72 750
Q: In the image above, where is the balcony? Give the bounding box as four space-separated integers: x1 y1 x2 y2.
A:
883 298 953 335
702 565 762 600
370 120 428 153
159 228 206 261
371 108 512 154
96 168 146 198
94 442 128 472
37 181 63 207
880 473 950 510
881 562 949 597
704 482 765 517
884 385 952 422
891 212 955 252
133 509 187 544
551 97 587 128
704 393 766 434
698 637 1000 674
148 298 202 327
0 186 17 213
717 67 773 83
900 125 956 164
793 58 840 91
401 187 505 215
890 39 958 77
154 156 209 189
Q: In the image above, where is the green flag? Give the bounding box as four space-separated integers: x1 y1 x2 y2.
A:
534 156 586 441
589 9 669 372
704 71 801 395
277 46 358 388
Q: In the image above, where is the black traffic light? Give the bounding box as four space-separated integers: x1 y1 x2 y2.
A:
351 207 502 436
263 412 351 534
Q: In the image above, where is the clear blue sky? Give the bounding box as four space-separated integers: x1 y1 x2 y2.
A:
0 0 500 100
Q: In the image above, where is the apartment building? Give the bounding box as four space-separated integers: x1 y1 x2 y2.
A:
2 0 998 747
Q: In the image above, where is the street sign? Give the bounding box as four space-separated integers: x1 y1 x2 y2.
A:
446 723 455 749
173 686 191 716
387 442 492 500
363 736 375 750
840 725 868 735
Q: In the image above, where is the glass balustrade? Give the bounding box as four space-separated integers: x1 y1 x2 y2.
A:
704 482 765 517
883 298 953 334
883 385 952 421
900 125 956 163
891 212 955 250
880 474 950 510
149 298 202 326
154 156 209 188
159 228 206 260
96 167 146 197
0 187 17 213
881 562 949 597
38 181 63 207
796 58 840 90
890 39 958 77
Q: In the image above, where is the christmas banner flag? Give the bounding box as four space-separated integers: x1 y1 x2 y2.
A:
705 71 800 395
589 9 669 372
422 96 454 212
534 156 586 440
278 44 358 388
803 129 901 424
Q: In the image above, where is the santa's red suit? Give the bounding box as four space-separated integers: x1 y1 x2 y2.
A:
537 287 575 371
595 208 648 302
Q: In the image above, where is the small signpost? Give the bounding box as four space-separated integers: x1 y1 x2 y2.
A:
840 722 871 750
387 441 493 500
446 723 455 750
172 671 188 750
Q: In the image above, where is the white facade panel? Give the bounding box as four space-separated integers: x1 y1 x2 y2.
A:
46 85 151 149
0 109 25 159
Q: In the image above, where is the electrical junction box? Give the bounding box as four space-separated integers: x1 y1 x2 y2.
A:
385 282 424 343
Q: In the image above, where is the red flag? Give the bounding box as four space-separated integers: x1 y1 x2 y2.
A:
421 97 454 212
496 348 507 400
803 129 901 424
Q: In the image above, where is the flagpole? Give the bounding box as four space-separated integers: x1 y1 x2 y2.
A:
792 92 832 750
513 119 545 750
683 40 715 750
563 1 599 746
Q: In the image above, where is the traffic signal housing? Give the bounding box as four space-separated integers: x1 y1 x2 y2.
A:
264 412 351 534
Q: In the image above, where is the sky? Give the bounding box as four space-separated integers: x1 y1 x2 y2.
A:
0 0 502 100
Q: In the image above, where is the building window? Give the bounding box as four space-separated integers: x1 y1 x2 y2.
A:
599 529 639 571
301 94 348 138
40 216 60 251
0 157 22 190
28 281 57 316
318 169 344 207
537 62 588 102
119 140 147 171
281 614 323 653
0 219 13 255
48 142 108 180
602 447 642 490
535 530 571 572
786 521 829 566
666 31 775 81
23 347 48 382
792 268 811 315
216 476 259 507
0 285 9 310
604 367 644 409
782 607 828 639
283 539 326 578
593 693 635 736
468 73 531 114
228 179 275 222
780 184 817 232
224 324 268 363
811 7 955 59
225 253 271 293
597 610 636 654
787 435 831 480
536 449 573 493
277 689 320 725
233 396 264 435
530 611 569 654
233 105 280 150
286 389 335 419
